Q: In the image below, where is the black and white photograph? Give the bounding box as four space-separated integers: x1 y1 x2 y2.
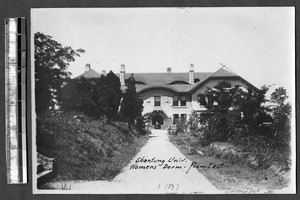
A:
31 7 295 194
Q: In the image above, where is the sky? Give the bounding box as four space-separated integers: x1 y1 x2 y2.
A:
31 7 295 100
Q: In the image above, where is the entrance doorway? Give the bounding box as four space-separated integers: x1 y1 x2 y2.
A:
152 114 164 129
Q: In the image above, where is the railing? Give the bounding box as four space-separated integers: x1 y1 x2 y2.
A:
37 152 58 187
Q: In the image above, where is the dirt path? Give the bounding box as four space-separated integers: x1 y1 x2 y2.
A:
47 130 219 194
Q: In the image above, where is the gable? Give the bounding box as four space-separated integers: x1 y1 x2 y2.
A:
191 77 259 95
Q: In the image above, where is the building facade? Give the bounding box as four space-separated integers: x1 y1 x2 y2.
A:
76 64 259 129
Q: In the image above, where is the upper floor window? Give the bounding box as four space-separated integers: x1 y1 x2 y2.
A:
154 96 161 106
198 94 207 106
180 96 187 106
173 96 179 106
173 95 187 106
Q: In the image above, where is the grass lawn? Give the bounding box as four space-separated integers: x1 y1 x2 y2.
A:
169 132 289 193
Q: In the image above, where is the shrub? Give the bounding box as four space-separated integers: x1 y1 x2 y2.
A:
199 131 212 146
175 118 188 134
36 110 148 181
187 111 201 132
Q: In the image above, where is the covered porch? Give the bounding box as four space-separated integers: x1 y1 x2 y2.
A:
144 110 172 130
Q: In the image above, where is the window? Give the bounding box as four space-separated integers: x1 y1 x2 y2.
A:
173 114 179 125
181 114 187 122
198 94 207 106
154 96 161 106
173 95 187 106
173 96 179 106
180 96 187 106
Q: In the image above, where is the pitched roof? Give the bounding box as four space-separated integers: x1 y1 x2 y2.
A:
74 69 101 79
120 72 213 93
210 67 237 77
74 66 259 93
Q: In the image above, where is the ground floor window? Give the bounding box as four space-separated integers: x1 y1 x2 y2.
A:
181 114 187 121
173 114 179 125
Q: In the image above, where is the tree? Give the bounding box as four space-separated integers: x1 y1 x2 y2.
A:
119 74 144 127
94 71 123 120
35 32 85 113
61 77 96 115
199 81 269 142
270 87 291 149
61 71 122 120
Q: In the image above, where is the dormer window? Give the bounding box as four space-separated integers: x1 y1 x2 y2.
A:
180 96 186 106
154 96 161 107
173 96 179 106
169 80 189 85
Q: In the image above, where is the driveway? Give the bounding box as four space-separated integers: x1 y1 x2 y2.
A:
46 129 219 194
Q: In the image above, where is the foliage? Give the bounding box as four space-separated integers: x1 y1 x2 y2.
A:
199 81 270 143
34 32 85 113
192 81 292 168
135 116 146 134
119 74 144 127
36 111 148 182
94 71 123 120
60 77 95 115
61 71 122 120
270 87 291 153
187 111 202 133
175 117 188 134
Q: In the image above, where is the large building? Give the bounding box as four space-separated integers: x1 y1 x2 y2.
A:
76 64 259 129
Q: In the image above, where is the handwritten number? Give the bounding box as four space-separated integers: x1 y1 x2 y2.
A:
159 184 179 192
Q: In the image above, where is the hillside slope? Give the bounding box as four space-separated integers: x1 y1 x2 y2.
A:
36 111 148 182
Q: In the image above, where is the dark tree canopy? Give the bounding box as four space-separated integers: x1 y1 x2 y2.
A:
270 87 291 149
35 32 85 113
199 81 269 141
61 77 96 115
119 74 144 127
94 71 123 119
61 71 122 120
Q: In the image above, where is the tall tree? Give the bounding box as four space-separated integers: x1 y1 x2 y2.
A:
270 87 291 148
119 74 144 127
34 32 85 113
200 81 269 142
94 71 123 119
61 77 96 115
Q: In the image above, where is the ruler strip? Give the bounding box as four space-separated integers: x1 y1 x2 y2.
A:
5 17 27 184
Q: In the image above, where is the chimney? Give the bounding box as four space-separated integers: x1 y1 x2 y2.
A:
120 64 125 86
85 63 91 72
102 70 106 76
189 64 194 84
166 67 172 73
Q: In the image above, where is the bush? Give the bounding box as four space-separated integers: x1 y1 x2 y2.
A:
199 131 212 146
188 111 201 132
175 118 188 134
36 110 148 181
